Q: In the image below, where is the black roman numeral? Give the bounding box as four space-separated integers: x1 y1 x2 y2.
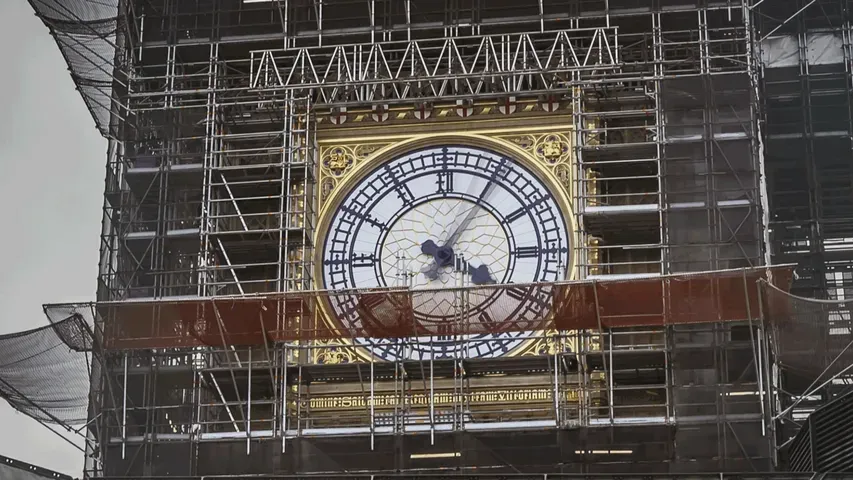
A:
351 253 376 268
513 246 541 258
505 194 551 223
478 311 496 326
340 205 386 230
323 253 376 268
396 183 415 204
436 170 454 194
435 321 453 338
506 286 531 302
504 283 551 311
504 207 527 223
383 164 414 205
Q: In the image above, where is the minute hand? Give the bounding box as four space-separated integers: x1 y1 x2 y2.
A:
444 161 507 247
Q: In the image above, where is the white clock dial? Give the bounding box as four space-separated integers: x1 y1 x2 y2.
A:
321 145 571 361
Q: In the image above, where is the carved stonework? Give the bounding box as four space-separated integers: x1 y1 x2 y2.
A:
495 132 573 192
323 147 354 175
313 342 359 364
553 163 572 191
519 330 577 357
320 177 336 203
535 134 571 165
505 135 536 151
541 139 564 161
318 142 393 208
354 143 382 159
317 98 567 125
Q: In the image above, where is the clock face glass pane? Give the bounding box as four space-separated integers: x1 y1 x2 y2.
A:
321 145 570 361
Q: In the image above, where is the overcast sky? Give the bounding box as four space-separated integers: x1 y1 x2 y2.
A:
0 3 105 476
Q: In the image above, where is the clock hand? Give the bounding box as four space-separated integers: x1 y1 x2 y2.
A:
420 242 495 285
443 203 484 249
421 260 493 284
420 240 438 280
443 160 508 248
466 263 495 285
422 158 506 282
420 239 450 281
420 262 440 281
421 239 454 266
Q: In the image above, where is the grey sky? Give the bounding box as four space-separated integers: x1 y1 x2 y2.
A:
0 3 105 477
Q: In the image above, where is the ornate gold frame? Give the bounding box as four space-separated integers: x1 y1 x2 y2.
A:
312 120 579 362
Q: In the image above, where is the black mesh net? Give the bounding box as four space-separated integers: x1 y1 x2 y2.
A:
0 310 95 426
29 0 120 136
762 281 853 387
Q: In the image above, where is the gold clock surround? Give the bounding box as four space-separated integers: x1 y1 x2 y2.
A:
312 116 579 363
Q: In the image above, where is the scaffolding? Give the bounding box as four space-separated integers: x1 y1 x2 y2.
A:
28 0 771 299
757 0 853 299
30 267 787 476
14 0 851 477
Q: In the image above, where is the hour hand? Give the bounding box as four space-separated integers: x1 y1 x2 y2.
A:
420 240 444 281
421 239 439 256
420 262 439 281
421 239 455 267
465 263 495 285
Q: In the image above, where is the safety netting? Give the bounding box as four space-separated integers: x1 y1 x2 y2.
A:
29 0 121 136
58 266 793 350
0 305 96 426
762 281 853 388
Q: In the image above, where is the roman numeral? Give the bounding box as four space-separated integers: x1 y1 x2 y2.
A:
513 246 541 258
351 253 376 268
340 205 386 229
383 164 415 205
395 183 415 204
506 286 531 302
359 293 386 311
435 321 453 338
505 284 549 310
504 207 527 223
478 311 496 326
436 170 454 194
323 253 376 268
505 195 551 223
473 340 511 357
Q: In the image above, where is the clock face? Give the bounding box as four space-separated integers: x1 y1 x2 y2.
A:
320 145 571 361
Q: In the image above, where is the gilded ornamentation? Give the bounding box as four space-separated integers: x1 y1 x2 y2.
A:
308 388 579 410
535 334 559 356
542 140 563 161
319 142 394 209
553 163 572 191
320 178 336 203
353 143 383 159
583 119 600 146
536 134 570 165
323 148 353 175
506 135 536 151
317 96 574 124
314 344 358 364
497 133 572 168
519 330 577 357
316 127 576 364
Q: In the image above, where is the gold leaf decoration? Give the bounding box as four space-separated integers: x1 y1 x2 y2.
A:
320 177 336 203
519 330 576 357
353 143 385 159
322 147 354 176
505 135 536 151
314 344 358 365
534 134 571 165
